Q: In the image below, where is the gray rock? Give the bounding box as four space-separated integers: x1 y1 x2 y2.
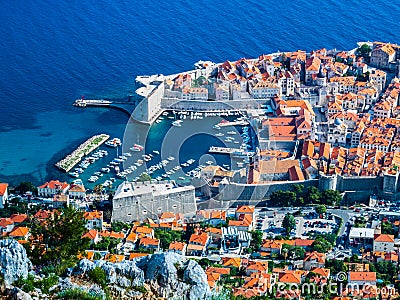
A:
75 252 210 300
5 285 32 300
144 252 211 300
0 239 32 284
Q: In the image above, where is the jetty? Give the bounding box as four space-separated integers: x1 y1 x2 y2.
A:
208 146 254 157
73 99 112 107
218 120 249 127
55 134 110 172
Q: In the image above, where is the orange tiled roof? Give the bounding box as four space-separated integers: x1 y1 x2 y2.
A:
236 205 255 214
139 237 159 247
169 241 186 251
38 180 69 190
189 233 209 246
10 214 28 224
374 234 394 243
9 226 29 237
0 183 8 196
348 271 376 282
129 252 149 260
83 211 103 220
82 229 98 240
0 218 13 227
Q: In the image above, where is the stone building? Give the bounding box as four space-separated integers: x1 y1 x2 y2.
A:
112 180 196 222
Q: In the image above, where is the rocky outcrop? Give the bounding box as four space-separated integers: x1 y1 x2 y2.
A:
4 285 32 300
75 252 211 300
0 239 32 284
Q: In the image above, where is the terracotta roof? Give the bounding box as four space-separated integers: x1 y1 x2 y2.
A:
236 205 255 214
125 232 137 242
348 271 376 282
135 226 153 235
34 210 52 220
0 183 8 196
160 212 176 219
311 267 330 278
278 271 301 284
9 226 29 237
169 241 186 251
68 184 86 193
304 251 326 263
374 234 394 243
83 211 103 220
0 218 13 227
288 165 305 181
104 253 125 263
82 229 98 240
189 233 209 246
139 237 159 247
38 180 69 190
10 214 28 224
259 159 300 175
129 253 149 260
222 257 241 268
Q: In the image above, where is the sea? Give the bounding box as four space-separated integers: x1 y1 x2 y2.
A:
1 0 400 188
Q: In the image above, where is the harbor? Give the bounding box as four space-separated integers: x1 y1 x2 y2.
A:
50 109 257 190
54 134 110 172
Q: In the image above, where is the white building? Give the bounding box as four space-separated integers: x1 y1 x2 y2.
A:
112 180 196 222
134 74 165 123
373 234 395 252
37 180 69 198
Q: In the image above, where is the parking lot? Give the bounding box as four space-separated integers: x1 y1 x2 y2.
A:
255 208 340 239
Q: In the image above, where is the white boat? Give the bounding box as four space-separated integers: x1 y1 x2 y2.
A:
167 156 175 161
163 112 168 116
227 131 236 135
215 133 224 137
206 161 213 165
153 150 160 155
101 167 110 173
172 120 182 127
179 177 185 180
156 120 161 124
223 164 230 169
213 125 220 129
69 172 79 178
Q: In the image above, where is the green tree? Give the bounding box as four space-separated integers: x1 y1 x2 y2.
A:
15 182 37 194
356 44 372 58
250 230 263 251
315 205 327 216
29 206 90 269
305 186 321 204
282 213 296 235
381 221 394 235
138 173 152 182
270 190 297 207
88 267 107 287
154 228 183 250
321 190 342 206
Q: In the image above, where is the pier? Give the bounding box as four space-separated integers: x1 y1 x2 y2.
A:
73 99 136 118
55 134 110 172
73 99 112 107
209 146 254 157
218 120 249 127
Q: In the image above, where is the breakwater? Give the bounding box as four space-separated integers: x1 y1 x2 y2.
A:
55 134 110 172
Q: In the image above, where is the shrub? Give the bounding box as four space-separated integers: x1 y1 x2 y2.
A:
57 288 103 300
88 267 107 287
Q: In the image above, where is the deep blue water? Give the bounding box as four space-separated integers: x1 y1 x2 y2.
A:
1 0 400 185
